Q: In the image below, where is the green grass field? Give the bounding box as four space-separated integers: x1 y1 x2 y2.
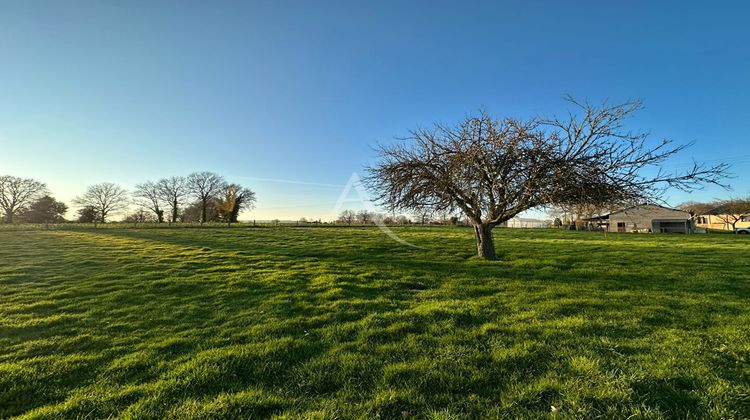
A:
1 227 749 418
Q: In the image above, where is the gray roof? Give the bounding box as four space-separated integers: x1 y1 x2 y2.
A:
584 203 688 221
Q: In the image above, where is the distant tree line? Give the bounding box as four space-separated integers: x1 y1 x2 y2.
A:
0 172 256 224
128 172 256 224
336 209 463 225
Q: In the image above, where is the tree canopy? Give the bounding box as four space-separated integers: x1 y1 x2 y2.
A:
216 184 256 223
187 171 226 224
0 175 48 223
20 195 67 223
73 183 129 223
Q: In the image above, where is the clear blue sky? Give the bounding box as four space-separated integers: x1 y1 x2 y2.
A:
1 1 748 220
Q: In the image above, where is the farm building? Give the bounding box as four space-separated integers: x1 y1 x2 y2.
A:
588 204 693 233
504 217 551 228
694 214 750 231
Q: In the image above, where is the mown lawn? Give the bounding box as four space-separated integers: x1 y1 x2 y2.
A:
1 227 748 418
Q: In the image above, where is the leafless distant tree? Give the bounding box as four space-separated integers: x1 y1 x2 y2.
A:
395 215 411 225
435 209 453 225
216 183 256 223
73 182 129 223
677 201 716 222
413 209 433 225
123 209 154 224
157 176 189 223
338 210 355 225
133 181 165 223
0 175 48 223
366 99 730 259
547 202 613 229
707 198 750 230
180 200 217 223
187 171 226 224
356 209 373 224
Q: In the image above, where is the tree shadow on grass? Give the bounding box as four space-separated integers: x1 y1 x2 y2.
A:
5 228 748 417
631 377 705 418
93 228 750 297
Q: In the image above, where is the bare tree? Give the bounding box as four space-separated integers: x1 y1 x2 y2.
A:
187 171 226 224
338 210 355 225
181 199 221 222
123 208 154 224
435 209 454 225
356 209 373 224
73 182 129 223
0 175 48 223
677 201 716 223
413 209 433 225
547 202 612 230
366 99 730 259
157 176 189 223
216 183 256 223
395 214 411 225
134 181 165 223
707 198 750 230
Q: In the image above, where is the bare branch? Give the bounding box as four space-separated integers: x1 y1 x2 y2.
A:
366 99 731 259
74 182 129 223
0 175 48 223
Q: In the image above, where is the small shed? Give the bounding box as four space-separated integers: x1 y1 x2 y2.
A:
505 217 551 228
589 204 693 233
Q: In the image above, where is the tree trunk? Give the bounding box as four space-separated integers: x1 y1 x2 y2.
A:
474 223 496 259
201 200 207 225
229 205 240 223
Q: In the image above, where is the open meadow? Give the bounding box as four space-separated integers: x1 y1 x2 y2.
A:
1 227 749 418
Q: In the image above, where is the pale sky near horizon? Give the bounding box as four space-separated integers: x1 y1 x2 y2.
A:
1 1 749 221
